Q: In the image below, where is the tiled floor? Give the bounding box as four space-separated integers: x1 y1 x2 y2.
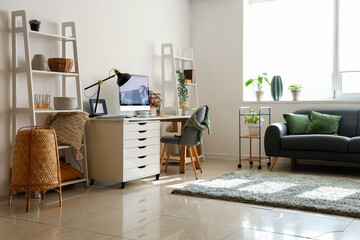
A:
1 158 360 240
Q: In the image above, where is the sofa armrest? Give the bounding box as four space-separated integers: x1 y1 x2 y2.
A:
264 122 288 156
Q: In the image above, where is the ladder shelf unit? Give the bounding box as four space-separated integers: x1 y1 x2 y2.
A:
11 10 88 187
160 43 203 158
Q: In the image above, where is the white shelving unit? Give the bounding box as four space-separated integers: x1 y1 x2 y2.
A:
161 43 199 115
160 43 204 158
11 10 88 187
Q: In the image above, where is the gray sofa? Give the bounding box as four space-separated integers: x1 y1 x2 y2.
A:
264 109 360 171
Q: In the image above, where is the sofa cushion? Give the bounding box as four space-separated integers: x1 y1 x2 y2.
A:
294 109 359 137
281 135 350 153
283 113 309 135
305 111 341 135
349 137 360 153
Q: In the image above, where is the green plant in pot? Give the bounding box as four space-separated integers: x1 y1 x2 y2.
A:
245 73 270 101
244 108 264 136
288 84 303 101
29 19 41 31
177 69 189 110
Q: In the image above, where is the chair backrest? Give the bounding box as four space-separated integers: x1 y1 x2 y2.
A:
179 106 207 146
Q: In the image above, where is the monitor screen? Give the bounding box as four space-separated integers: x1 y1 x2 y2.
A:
119 74 150 111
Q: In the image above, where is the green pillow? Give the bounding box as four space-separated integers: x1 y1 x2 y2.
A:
305 111 341 135
283 113 310 135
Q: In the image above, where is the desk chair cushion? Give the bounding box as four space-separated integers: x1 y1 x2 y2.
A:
160 135 181 144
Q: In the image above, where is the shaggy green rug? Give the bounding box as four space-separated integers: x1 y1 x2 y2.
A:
172 171 360 218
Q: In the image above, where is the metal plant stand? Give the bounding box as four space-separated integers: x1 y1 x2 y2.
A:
238 107 271 170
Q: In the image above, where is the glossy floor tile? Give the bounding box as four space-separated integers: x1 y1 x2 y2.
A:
1 158 360 239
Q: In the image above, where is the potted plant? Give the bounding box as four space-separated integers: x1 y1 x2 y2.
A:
177 69 189 110
244 108 264 136
288 84 303 101
245 73 270 101
29 19 41 31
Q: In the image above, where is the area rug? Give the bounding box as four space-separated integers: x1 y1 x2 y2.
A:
172 171 360 218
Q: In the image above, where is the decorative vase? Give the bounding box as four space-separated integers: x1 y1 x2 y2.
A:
271 75 283 101
291 90 301 101
31 54 48 71
247 123 262 136
30 24 40 31
255 91 264 101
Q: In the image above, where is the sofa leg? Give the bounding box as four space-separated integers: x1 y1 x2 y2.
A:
291 158 296 166
269 157 278 171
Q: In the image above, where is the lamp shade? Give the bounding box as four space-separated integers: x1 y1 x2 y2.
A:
116 71 131 87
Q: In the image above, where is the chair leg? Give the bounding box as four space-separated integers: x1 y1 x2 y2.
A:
8 190 13 206
165 144 172 173
291 158 296 166
41 191 45 200
269 157 278 171
191 146 202 173
59 186 62 207
160 144 167 170
26 191 30 212
188 146 198 180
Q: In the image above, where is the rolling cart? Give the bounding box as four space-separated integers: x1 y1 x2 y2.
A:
238 107 271 170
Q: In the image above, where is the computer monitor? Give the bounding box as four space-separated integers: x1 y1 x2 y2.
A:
119 74 150 112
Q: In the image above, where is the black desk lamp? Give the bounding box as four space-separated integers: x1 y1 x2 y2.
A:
85 69 131 118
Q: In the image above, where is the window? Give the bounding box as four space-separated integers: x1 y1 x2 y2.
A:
244 0 360 100
338 0 360 97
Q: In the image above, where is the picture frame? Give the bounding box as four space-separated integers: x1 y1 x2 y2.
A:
89 99 108 115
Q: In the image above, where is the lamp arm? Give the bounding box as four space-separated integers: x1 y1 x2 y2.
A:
84 74 116 90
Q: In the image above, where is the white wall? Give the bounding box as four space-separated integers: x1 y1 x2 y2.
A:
0 0 190 196
190 0 359 160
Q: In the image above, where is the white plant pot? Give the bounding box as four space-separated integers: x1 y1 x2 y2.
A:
291 90 301 101
247 123 262 136
255 91 264 101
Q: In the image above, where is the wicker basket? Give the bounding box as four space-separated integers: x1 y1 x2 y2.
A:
48 58 73 72
9 126 62 212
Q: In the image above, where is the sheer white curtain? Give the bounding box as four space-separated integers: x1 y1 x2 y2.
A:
243 0 333 101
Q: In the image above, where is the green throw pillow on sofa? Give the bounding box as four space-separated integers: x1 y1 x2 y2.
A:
305 111 341 135
283 113 310 135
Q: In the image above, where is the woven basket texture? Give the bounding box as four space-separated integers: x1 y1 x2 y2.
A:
48 58 73 72
11 127 61 192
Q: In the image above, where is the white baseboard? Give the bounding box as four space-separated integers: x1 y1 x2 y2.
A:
204 153 238 160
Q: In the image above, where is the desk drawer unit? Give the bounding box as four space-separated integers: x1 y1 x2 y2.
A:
123 137 159 149
122 121 160 183
86 119 161 188
123 163 159 182
123 154 160 169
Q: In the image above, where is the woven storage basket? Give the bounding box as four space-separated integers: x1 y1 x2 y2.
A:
48 58 73 72
9 126 62 212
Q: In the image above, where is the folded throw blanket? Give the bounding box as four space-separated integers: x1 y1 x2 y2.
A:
184 105 211 143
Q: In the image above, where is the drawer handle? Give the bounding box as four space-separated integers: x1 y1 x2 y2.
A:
138 130 147 133
138 138 146 141
138 146 146 149
138 123 147 125
138 156 146 159
138 165 146 169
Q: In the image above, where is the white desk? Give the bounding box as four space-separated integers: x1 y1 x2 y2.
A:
86 115 189 188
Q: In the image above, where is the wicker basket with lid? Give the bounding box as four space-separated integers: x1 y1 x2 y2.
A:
9 126 62 212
